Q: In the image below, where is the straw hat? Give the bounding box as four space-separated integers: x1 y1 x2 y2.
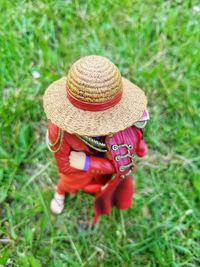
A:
43 55 147 136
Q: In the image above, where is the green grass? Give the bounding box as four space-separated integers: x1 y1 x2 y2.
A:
0 0 200 266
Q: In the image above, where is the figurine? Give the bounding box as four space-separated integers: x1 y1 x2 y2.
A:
43 55 149 223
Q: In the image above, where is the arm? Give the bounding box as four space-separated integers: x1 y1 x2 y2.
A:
134 109 149 157
48 122 71 173
69 151 116 175
135 130 148 157
87 155 116 175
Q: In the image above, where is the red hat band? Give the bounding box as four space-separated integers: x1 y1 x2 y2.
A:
67 88 122 112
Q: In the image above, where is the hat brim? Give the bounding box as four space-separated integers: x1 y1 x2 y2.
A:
43 77 147 136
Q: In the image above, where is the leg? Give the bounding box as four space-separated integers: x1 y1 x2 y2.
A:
50 179 66 215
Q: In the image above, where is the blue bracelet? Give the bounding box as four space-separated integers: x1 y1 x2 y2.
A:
84 156 90 171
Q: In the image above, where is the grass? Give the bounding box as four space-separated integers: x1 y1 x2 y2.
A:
0 0 200 266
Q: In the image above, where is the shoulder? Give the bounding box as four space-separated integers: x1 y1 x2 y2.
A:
133 109 150 129
48 121 60 142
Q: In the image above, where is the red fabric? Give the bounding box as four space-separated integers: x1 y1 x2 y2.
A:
136 139 148 157
67 88 122 111
93 176 134 223
48 122 115 195
93 126 147 223
48 122 147 223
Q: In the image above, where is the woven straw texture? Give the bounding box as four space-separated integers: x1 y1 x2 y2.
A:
43 55 147 136
67 55 122 103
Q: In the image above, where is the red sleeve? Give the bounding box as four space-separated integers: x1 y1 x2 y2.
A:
48 122 71 174
135 130 148 157
88 156 116 175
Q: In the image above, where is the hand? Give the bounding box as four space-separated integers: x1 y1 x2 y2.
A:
69 151 86 170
